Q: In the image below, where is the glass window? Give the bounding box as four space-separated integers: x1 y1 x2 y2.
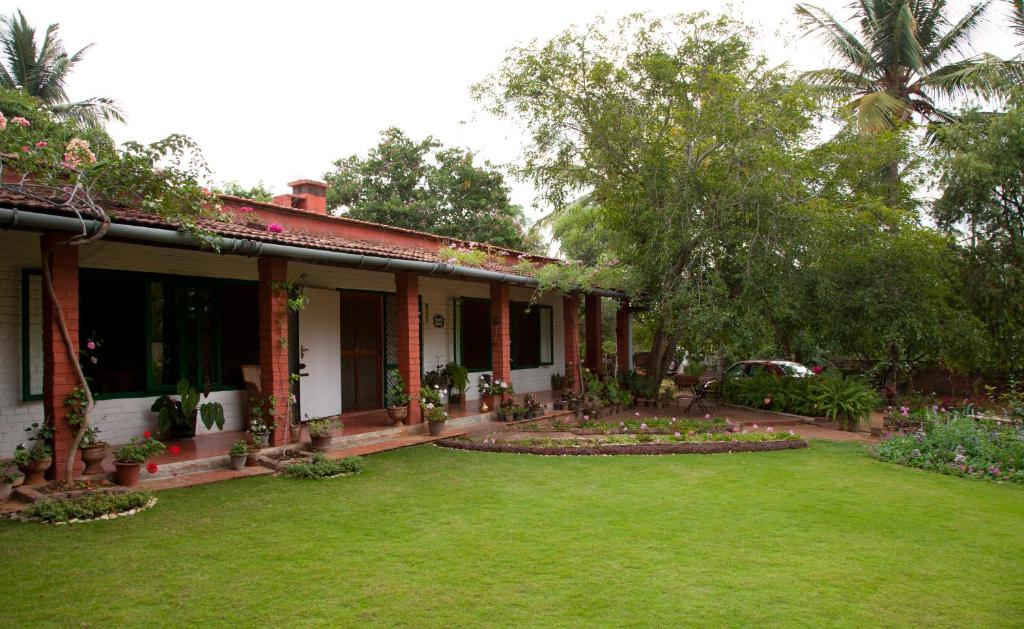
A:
459 298 491 371
80 272 146 395
511 302 553 369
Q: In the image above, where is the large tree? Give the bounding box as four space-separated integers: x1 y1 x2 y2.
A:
323 127 539 252
796 0 1015 133
477 13 821 383
0 10 123 128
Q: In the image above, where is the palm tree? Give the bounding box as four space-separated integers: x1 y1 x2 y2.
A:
796 0 1017 132
1011 0 1024 44
0 10 122 128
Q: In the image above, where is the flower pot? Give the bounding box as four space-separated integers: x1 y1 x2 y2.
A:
448 391 462 404
553 401 564 411
513 412 525 421
0 481 13 501
245 451 261 467
289 424 302 443
428 421 446 437
481 394 496 413
386 405 409 426
114 461 141 487
79 443 108 476
19 457 51 486
868 410 885 436
228 453 247 471
310 434 332 452
257 433 271 448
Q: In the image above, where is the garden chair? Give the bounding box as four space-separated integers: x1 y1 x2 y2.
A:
683 378 718 415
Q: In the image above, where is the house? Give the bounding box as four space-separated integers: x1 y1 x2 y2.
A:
0 180 634 480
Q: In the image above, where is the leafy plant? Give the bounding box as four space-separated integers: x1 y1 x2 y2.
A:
385 369 410 408
307 417 340 438
113 436 166 464
22 491 153 523
550 372 565 391
446 362 470 396
150 379 225 434
808 375 879 431
282 453 365 479
229 440 249 457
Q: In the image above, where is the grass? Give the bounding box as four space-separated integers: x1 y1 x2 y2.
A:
2 440 1023 627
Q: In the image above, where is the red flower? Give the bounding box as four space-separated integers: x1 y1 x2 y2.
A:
168 445 181 456
146 462 158 474
143 431 151 438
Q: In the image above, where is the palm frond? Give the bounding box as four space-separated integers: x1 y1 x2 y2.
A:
919 52 1022 99
849 89 913 132
800 67 879 97
922 1 991 68
795 3 877 72
1011 0 1024 44
872 1 924 70
48 97 124 128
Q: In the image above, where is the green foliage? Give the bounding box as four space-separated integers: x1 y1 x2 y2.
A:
306 417 340 438
437 246 489 268
150 379 225 434
876 412 1024 484
724 373 878 429
282 453 365 479
229 440 249 457
113 436 165 464
385 369 410 407
21 491 153 523
446 362 469 394
217 180 273 202
808 375 880 431
323 127 539 251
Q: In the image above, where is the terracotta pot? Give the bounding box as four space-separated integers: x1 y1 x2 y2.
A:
19 457 51 486
310 434 332 452
428 421 446 437
228 454 247 471
80 443 108 476
0 481 13 501
114 461 141 487
482 394 496 413
289 425 302 443
386 405 409 426
245 451 261 467
868 410 885 436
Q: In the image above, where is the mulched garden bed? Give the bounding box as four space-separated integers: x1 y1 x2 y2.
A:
436 437 808 456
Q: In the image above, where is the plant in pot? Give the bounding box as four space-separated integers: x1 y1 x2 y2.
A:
445 362 469 404
385 369 411 426
497 397 515 422
421 385 448 436
228 439 249 471
307 417 340 452
14 422 53 486
512 405 527 421
809 374 880 432
151 379 226 440
78 426 108 476
248 415 274 448
525 393 544 419
0 458 19 501
112 434 166 487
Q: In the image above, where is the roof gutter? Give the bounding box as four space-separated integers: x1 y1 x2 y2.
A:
0 207 625 298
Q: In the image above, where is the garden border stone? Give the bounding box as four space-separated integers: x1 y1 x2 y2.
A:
435 437 808 456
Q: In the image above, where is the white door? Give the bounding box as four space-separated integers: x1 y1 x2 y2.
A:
298 288 342 419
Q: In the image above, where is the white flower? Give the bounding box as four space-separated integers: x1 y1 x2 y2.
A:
426 403 434 409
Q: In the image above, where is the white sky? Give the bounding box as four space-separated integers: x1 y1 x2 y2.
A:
9 0 1021 222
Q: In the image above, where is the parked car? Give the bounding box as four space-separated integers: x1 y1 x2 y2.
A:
723 360 813 379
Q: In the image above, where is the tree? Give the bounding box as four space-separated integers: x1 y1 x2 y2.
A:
796 0 1016 134
0 10 123 128
218 180 274 203
932 93 1024 372
323 127 539 252
476 13 821 385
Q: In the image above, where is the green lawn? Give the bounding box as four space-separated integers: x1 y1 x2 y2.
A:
2 440 1023 627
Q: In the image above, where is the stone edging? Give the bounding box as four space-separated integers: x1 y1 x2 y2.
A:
8 497 158 525
435 438 808 456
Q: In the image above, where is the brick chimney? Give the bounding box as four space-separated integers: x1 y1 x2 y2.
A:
272 179 328 214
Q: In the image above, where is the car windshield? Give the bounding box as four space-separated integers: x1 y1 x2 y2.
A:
776 362 811 376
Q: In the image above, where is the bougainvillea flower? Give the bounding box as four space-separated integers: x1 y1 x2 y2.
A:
143 431 151 438
267 223 285 233
168 445 181 456
146 462 158 474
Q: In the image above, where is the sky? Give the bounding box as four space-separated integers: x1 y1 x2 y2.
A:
9 0 1021 223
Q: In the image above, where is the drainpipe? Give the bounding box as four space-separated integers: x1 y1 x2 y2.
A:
0 206 625 298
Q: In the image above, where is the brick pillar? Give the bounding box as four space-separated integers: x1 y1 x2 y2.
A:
258 257 290 445
616 301 631 376
585 293 603 374
395 271 421 424
490 283 511 387
41 233 81 481
562 293 580 393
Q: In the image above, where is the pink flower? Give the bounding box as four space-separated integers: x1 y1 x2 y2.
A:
582 415 589 421
752 424 758 429
812 365 824 374
87 341 96 350
201 187 212 196
674 432 681 437
20 145 28 152
267 223 285 233
704 414 711 420
35 140 47 148
11 116 29 127
239 206 254 213
0 114 6 130
766 426 774 432
635 412 640 417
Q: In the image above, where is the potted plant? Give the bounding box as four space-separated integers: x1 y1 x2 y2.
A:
385 369 411 425
228 439 248 471
0 459 18 501
14 422 53 486
245 442 262 467
445 362 469 404
249 416 274 448
307 417 339 452
112 434 166 487
289 416 303 443
151 379 226 440
551 372 565 392
421 385 448 436
512 405 527 421
79 426 108 476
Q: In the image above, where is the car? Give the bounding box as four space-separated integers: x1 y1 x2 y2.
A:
723 359 813 379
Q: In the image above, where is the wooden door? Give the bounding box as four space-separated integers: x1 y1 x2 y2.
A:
339 292 383 410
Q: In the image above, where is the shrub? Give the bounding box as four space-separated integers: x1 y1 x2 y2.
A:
307 417 340 438
723 373 878 428
282 453 365 479
113 436 166 464
229 440 249 457
22 491 154 523
808 375 879 431
876 412 1024 484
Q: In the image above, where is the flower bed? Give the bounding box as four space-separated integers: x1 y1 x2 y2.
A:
875 412 1024 484
279 453 366 479
11 491 156 524
437 432 806 456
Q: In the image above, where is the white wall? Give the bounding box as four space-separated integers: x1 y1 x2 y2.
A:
0 232 568 456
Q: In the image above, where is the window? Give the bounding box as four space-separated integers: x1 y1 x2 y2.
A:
454 297 491 372
21 269 258 400
510 302 554 369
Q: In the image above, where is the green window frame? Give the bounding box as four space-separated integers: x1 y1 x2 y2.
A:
510 301 554 370
21 269 43 401
21 268 255 401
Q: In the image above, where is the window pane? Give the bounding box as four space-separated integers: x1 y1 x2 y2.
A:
183 286 215 388
511 303 540 367
219 283 259 387
460 298 490 371
539 306 552 364
24 273 43 398
80 273 146 394
150 281 180 387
